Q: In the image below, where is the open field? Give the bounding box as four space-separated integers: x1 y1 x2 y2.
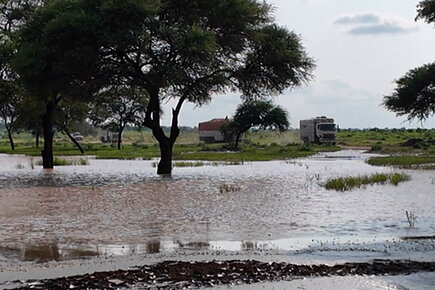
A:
0 130 337 162
2 129 435 167
336 128 435 153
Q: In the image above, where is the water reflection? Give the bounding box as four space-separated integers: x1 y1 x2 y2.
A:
0 151 434 264
0 244 99 262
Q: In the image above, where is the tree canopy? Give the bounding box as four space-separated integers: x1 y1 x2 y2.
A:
383 1 435 122
416 0 435 24
223 100 289 149
9 0 315 174
383 63 435 121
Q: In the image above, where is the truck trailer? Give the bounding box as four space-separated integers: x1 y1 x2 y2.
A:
300 117 336 144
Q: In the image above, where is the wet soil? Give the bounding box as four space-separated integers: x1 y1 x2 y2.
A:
10 259 435 289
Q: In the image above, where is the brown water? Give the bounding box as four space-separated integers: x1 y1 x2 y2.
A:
1 151 435 285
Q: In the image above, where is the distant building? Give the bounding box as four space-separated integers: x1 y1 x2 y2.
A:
198 118 229 143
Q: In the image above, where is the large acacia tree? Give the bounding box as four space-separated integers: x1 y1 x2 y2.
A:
384 0 435 121
98 0 314 174
13 0 314 174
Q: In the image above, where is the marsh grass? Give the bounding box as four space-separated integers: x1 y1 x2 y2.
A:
36 157 89 166
324 173 410 191
367 156 435 169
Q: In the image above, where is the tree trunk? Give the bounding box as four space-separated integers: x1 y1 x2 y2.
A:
6 126 15 151
157 137 173 175
64 128 84 154
35 132 40 148
117 126 124 150
234 127 250 150
41 102 55 169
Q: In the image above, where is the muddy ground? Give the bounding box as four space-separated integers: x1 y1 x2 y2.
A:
8 259 435 289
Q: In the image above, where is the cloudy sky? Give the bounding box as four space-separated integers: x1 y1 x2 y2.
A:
163 0 435 129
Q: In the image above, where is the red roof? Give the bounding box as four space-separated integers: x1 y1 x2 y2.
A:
198 118 228 131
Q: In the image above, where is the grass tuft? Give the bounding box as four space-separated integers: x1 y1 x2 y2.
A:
36 157 89 166
324 173 410 191
218 183 241 193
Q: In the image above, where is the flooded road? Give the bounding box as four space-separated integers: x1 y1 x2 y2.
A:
0 151 434 288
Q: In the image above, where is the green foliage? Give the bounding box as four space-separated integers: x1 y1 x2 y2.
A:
383 63 435 121
6 0 315 173
0 132 337 162
416 0 435 25
324 173 410 191
337 128 435 150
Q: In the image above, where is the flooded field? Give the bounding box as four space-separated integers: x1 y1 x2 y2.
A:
0 151 434 288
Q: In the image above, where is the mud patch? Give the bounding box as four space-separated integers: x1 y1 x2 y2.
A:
10 259 435 289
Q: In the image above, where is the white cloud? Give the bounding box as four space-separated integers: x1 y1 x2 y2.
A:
334 13 381 25
333 12 419 35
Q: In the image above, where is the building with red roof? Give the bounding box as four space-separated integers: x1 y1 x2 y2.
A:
198 118 229 143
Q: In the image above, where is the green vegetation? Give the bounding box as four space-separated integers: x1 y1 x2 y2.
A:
337 128 435 149
324 173 410 191
0 130 337 162
367 156 435 169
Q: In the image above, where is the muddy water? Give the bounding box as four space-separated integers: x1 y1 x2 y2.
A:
0 151 435 283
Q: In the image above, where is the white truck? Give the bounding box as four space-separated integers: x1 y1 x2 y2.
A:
300 116 336 144
100 130 120 143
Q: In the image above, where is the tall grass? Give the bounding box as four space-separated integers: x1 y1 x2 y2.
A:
324 173 410 191
36 157 89 166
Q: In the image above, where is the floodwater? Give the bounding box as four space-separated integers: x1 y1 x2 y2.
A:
0 151 435 288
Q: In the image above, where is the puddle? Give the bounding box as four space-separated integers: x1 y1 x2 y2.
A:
0 150 434 285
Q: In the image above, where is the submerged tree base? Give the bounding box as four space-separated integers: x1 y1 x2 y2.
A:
324 173 410 191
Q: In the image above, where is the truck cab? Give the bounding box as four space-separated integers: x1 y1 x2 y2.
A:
316 122 336 144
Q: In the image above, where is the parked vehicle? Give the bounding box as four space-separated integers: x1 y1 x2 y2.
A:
300 116 336 144
100 130 120 143
71 132 84 141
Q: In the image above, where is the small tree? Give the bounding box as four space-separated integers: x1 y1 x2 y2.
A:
12 0 105 168
0 78 22 150
56 101 89 154
89 85 148 150
223 100 289 149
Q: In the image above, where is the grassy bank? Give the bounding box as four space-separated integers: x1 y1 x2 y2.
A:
337 128 435 153
324 173 410 191
367 156 435 169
